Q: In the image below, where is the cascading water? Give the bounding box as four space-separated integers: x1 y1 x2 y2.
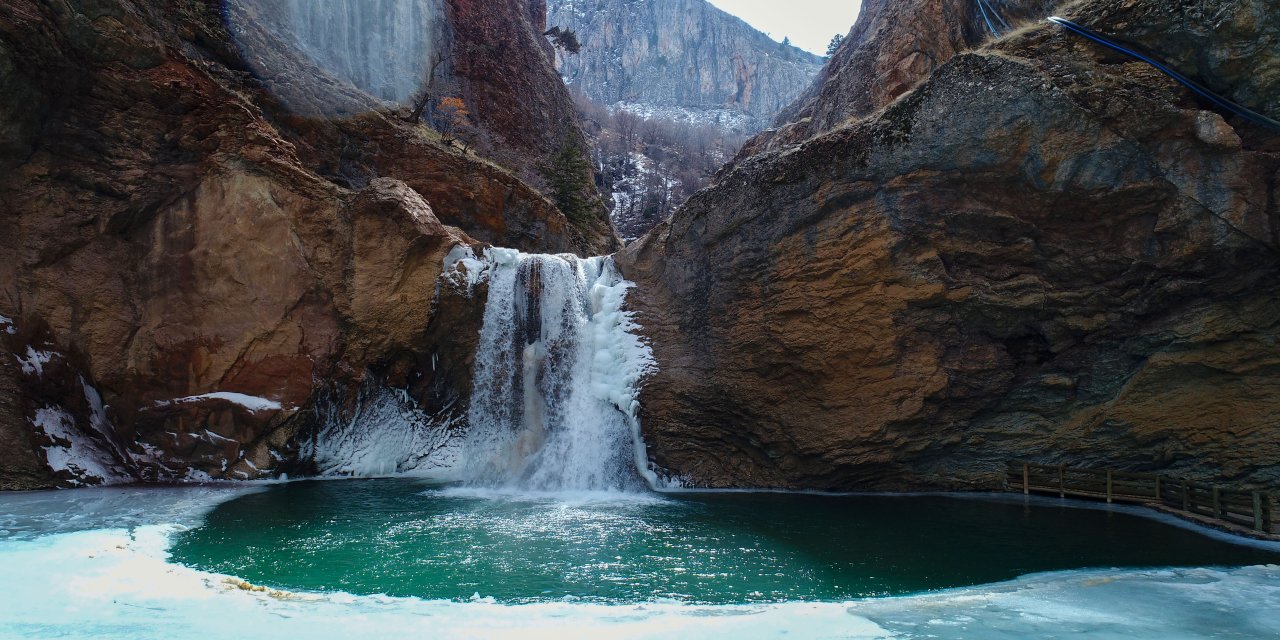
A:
302 246 663 491
455 248 660 492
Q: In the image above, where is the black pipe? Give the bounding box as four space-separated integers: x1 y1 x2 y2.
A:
1047 16 1280 131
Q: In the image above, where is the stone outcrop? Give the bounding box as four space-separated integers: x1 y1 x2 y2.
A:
223 0 616 253
0 0 605 488
547 0 825 131
448 0 597 181
621 0 1280 490
742 0 1060 156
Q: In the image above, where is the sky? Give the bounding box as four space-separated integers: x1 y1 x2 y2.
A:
706 0 862 55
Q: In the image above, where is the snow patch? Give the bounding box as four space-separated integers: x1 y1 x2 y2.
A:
183 469 216 483
611 101 759 133
80 378 134 465
441 244 491 295
608 151 681 241
0 314 14 334
200 430 238 445
31 406 131 486
302 386 462 478
15 346 54 376
157 392 283 413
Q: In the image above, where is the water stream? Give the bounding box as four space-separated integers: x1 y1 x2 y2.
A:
301 247 662 490
457 248 659 491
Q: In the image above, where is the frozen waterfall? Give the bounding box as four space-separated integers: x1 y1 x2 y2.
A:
303 247 663 491
454 248 660 492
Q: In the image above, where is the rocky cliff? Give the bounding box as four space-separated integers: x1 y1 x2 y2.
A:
0 0 608 488
621 0 1280 490
743 0 1061 156
547 0 825 132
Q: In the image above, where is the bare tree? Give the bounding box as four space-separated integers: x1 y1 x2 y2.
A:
403 55 450 123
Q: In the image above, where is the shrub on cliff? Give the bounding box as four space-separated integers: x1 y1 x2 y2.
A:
541 142 597 224
544 26 582 54
435 97 477 152
827 33 845 57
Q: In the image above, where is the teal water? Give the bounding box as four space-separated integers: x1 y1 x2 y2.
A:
169 478 1279 604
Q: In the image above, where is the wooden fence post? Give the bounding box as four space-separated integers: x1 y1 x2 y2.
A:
1154 476 1161 502
1058 465 1065 498
1023 463 1029 495
1253 491 1264 532
1106 470 1113 504
1212 486 1221 518
1182 481 1189 511
1270 494 1277 534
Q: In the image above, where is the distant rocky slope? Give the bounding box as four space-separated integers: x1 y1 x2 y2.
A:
0 0 610 488
621 0 1280 490
547 0 825 133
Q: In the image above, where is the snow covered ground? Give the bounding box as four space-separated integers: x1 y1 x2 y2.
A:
1 486 1279 639
611 101 761 134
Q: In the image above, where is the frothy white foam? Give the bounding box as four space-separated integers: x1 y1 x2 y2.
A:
424 485 673 507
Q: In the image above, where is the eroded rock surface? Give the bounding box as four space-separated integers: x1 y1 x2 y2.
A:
621 0 1280 490
742 0 1060 156
0 0 601 487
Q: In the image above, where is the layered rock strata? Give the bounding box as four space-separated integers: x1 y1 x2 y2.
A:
743 0 1061 156
621 0 1280 490
0 0 606 487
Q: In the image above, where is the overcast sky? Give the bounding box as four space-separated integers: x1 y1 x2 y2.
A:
706 0 862 55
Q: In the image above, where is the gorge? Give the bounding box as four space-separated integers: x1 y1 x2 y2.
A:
2 0 1279 636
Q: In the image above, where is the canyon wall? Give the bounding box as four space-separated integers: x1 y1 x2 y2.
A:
743 0 1061 156
547 0 825 132
0 0 607 488
621 0 1280 490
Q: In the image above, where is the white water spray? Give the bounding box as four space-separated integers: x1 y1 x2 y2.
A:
455 248 660 491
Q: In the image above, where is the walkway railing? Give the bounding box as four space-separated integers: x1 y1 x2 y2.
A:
1006 461 1277 535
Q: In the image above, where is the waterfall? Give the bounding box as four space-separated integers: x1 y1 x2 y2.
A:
280 0 439 104
302 246 663 492
455 248 660 492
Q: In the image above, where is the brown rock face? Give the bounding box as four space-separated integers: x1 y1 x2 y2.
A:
0 0 600 487
223 0 616 254
742 0 1059 156
0 342 50 490
620 0 1280 490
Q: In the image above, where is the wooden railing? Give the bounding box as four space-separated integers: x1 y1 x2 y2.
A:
1007 461 1277 535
